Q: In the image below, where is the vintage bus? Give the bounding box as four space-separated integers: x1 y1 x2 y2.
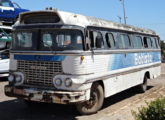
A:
5 10 161 115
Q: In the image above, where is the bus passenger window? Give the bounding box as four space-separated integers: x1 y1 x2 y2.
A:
155 38 160 49
143 37 147 48
96 32 104 48
147 37 152 48
154 38 158 48
132 36 143 49
106 33 115 48
123 35 131 49
90 31 104 49
116 34 130 49
143 37 152 48
151 38 157 48
116 34 123 49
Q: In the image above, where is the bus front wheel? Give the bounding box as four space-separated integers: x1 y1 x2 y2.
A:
76 82 104 115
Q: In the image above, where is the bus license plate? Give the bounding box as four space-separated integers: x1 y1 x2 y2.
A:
14 89 25 95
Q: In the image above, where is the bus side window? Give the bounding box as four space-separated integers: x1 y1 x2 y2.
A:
116 34 124 49
116 34 131 49
132 35 143 49
123 34 131 49
143 37 152 48
148 37 152 48
155 37 160 49
89 31 104 49
106 33 115 48
151 37 157 49
143 37 148 48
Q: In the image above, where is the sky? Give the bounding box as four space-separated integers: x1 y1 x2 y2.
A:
13 0 165 41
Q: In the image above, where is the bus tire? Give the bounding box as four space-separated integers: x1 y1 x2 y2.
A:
76 82 104 115
138 75 148 93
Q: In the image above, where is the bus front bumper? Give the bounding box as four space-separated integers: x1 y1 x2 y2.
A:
4 85 89 104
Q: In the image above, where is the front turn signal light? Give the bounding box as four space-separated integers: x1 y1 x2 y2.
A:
81 56 85 61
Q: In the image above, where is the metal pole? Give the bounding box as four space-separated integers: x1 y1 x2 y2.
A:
120 0 127 24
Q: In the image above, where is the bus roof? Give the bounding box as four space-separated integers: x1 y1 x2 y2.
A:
18 10 157 35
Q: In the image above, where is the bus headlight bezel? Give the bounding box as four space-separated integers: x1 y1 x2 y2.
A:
65 78 72 87
14 72 24 86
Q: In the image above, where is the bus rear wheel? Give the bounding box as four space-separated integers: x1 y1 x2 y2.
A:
76 82 104 115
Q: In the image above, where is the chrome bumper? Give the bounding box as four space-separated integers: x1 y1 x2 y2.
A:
5 85 89 104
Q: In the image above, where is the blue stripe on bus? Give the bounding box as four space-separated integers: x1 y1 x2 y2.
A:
14 55 66 62
108 52 161 71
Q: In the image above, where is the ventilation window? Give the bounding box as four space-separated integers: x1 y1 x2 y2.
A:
22 13 61 24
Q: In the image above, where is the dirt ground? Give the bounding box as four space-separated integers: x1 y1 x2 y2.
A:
0 64 165 120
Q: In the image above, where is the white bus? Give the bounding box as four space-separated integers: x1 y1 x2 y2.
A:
5 10 161 115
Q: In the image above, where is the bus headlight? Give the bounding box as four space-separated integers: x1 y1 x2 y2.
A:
14 72 24 86
8 75 14 82
15 75 22 83
65 78 72 87
55 78 62 86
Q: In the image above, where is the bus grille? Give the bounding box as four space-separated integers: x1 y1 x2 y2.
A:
17 60 62 88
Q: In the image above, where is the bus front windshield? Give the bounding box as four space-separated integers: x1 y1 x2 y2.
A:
12 29 84 51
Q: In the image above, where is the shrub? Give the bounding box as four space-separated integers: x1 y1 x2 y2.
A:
161 40 165 59
132 98 165 120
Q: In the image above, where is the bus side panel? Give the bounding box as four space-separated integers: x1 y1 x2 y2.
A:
86 51 161 98
62 55 110 75
103 70 142 98
103 65 161 98
151 65 161 79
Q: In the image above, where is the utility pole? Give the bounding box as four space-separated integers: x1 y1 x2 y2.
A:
120 0 127 24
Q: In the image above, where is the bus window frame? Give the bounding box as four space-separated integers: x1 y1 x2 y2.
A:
105 32 116 49
116 33 132 49
155 37 160 49
132 35 144 49
143 36 152 49
39 29 84 51
87 30 104 50
151 37 158 49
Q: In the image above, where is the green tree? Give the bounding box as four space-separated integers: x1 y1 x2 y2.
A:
160 40 165 59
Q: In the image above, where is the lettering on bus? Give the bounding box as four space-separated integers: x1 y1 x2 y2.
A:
134 53 153 65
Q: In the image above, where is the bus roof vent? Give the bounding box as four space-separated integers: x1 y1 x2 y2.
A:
20 11 61 24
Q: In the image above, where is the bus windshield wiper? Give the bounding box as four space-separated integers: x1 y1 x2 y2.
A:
44 42 55 54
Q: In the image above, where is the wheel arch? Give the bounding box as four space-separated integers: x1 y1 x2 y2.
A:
145 71 150 79
92 80 105 96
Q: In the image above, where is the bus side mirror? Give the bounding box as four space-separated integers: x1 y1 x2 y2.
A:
96 36 103 48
